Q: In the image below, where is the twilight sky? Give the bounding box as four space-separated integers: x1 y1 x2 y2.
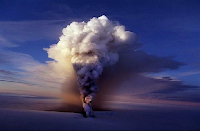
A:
0 0 200 109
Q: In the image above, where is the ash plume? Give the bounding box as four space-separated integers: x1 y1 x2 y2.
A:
45 15 137 117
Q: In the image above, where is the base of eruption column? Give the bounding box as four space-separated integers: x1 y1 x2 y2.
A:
82 95 95 118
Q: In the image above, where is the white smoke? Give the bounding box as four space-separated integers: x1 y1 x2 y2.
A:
45 15 137 117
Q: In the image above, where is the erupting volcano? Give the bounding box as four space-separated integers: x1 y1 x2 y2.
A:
46 15 137 117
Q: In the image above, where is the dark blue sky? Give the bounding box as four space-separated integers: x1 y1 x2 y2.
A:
0 0 199 96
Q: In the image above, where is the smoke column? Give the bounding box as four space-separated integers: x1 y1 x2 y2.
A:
46 15 136 117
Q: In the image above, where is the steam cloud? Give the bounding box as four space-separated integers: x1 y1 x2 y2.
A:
45 15 137 117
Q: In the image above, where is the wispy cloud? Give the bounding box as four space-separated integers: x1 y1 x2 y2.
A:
106 74 200 104
0 50 68 88
179 70 200 76
0 20 72 48
0 35 17 48
0 79 35 86
0 69 15 75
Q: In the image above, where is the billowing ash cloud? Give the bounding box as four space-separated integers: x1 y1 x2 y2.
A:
45 15 137 117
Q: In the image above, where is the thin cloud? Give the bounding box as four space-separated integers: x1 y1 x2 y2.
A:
0 70 15 75
179 70 200 76
0 50 67 88
0 79 35 86
0 35 17 48
0 20 71 48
